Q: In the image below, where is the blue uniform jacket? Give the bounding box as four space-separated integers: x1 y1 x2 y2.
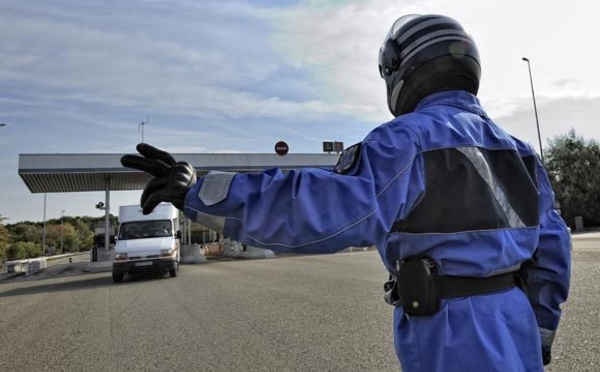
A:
183 90 571 371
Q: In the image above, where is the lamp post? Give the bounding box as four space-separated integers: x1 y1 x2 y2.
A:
522 57 544 164
60 210 65 254
42 193 47 257
138 115 149 143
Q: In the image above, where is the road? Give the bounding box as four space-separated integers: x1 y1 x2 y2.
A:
0 234 599 372
0 251 398 371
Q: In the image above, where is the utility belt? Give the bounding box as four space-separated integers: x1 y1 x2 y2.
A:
384 256 516 316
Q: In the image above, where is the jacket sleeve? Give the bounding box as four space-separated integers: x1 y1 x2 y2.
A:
524 157 571 351
181 125 421 254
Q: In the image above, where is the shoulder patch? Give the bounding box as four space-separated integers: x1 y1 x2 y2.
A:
198 171 236 206
334 143 361 174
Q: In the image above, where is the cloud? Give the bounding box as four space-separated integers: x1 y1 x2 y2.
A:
269 1 397 121
2 0 599 126
493 96 600 152
0 0 344 124
270 0 600 122
2 0 599 223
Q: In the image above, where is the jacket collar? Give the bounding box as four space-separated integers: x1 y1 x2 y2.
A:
414 90 488 117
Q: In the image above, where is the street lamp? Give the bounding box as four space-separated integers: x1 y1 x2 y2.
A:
60 210 65 254
42 193 47 257
522 57 544 164
138 114 149 143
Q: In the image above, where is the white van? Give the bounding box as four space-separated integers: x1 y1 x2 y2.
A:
112 203 181 283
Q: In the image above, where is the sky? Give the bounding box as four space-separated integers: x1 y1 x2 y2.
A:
1 0 599 223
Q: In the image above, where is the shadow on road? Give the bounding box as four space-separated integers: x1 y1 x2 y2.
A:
0 269 188 297
0 275 113 298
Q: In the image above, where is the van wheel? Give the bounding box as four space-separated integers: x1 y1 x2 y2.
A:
169 263 178 278
112 271 124 283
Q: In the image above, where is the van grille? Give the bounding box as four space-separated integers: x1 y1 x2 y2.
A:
129 255 160 260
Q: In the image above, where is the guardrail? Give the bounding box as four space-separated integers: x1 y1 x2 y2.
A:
4 258 48 276
3 252 88 276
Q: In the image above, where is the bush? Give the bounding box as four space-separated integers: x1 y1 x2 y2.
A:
7 241 42 260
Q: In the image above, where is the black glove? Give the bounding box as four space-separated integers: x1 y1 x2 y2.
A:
121 143 197 215
542 348 552 366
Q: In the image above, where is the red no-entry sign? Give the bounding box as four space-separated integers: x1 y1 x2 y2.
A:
275 141 289 156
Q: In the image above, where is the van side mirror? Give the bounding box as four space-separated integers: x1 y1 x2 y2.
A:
176 230 182 239
110 235 117 244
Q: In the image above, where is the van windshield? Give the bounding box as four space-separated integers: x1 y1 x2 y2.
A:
118 220 173 240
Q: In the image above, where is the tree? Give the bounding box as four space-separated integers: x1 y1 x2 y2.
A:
73 219 94 251
6 242 27 261
6 241 41 260
3 214 117 256
545 129 600 227
0 224 9 265
8 222 42 245
45 223 78 254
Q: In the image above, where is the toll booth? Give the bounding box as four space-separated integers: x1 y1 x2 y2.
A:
91 224 115 262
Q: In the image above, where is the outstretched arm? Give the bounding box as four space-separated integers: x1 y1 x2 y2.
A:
182 129 421 254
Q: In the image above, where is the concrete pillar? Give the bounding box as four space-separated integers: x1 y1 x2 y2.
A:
85 248 114 272
104 177 111 250
224 240 274 259
575 216 584 231
180 244 208 264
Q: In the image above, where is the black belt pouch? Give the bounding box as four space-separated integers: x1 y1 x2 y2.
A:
398 257 441 316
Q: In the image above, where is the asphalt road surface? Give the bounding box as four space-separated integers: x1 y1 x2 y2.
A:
1 234 599 372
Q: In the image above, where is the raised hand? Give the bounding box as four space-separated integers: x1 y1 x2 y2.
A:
121 143 197 214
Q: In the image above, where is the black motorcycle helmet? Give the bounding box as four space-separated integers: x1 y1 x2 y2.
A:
378 14 481 117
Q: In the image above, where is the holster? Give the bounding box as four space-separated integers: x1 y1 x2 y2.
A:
383 256 516 317
397 256 441 316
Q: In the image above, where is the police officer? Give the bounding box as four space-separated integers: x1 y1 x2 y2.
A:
122 14 571 371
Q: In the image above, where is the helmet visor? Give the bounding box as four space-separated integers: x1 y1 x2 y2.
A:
379 14 420 77
384 14 420 43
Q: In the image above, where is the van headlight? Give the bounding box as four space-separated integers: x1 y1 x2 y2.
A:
115 253 128 261
160 249 175 257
